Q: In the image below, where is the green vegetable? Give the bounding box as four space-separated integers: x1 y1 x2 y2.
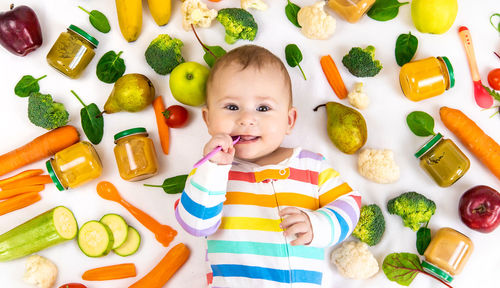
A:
71 90 104 145
143 174 188 194
416 225 431 255
204 46 227 68
387 191 436 231
382 253 422 286
352 204 385 246
342 46 383 77
0 206 78 262
78 221 114 257
14 75 46 97
285 0 301 28
406 111 435 137
145 34 185 75
490 13 500 32
216 8 258 44
78 6 111 33
96 51 126 83
367 0 409 21
28 92 69 130
395 32 418 66
483 84 500 102
114 226 141 257
285 44 306 80
100 214 128 250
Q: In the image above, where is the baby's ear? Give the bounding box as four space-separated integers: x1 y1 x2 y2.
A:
202 106 209 127
286 107 297 134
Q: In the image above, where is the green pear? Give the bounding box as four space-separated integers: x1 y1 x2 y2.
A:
104 74 155 113
314 102 367 154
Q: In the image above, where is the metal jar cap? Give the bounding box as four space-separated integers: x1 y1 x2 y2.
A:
46 159 66 191
114 127 148 143
415 133 443 159
68 24 99 48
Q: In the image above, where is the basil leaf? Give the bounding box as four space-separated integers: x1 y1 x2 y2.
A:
406 111 435 137
395 32 418 66
367 0 409 22
14 75 46 97
144 174 189 194
285 44 306 80
491 13 500 32
78 6 111 33
416 226 431 255
285 0 301 28
71 90 104 145
96 51 126 84
203 45 226 68
382 253 422 286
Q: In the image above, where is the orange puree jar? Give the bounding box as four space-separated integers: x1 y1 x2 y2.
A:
327 0 375 23
400 57 455 101
423 227 473 283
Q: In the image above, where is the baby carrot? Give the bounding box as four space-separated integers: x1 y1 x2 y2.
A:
0 169 43 187
153 96 170 155
0 185 44 200
320 55 348 99
1 175 52 190
0 192 41 216
82 263 137 281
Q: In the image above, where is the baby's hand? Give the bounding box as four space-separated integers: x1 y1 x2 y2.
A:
203 134 235 165
279 207 313 246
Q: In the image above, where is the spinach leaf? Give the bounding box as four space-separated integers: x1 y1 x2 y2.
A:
96 51 126 84
367 0 409 21
416 226 431 255
491 13 500 32
71 90 104 145
285 44 306 80
382 253 422 286
14 75 46 97
144 174 189 194
406 111 435 137
395 32 418 66
203 45 226 68
78 6 111 33
285 0 301 28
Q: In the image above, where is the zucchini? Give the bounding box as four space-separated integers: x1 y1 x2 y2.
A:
100 214 128 249
78 221 114 257
114 226 141 257
0 206 78 262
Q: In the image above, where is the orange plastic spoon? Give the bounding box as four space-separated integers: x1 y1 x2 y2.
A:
96 181 177 247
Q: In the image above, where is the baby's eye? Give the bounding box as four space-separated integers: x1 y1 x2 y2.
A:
257 105 270 112
225 104 238 111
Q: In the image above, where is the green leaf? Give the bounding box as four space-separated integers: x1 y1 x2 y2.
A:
416 226 431 255
96 51 126 84
144 174 189 194
285 0 301 28
14 75 46 97
71 90 104 145
395 32 418 66
79 6 111 33
406 111 435 137
490 13 500 32
285 44 306 80
203 45 226 68
367 0 409 21
382 253 422 286
483 84 500 102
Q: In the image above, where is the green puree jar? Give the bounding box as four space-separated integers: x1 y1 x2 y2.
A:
415 133 470 187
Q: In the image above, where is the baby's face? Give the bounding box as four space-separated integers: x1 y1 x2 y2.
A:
203 63 296 163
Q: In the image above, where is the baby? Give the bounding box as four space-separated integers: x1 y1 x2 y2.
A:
175 45 361 287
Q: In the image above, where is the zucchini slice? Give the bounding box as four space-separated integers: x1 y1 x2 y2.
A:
114 226 141 257
78 221 114 257
100 214 128 249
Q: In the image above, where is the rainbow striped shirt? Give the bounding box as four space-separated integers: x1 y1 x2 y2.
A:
175 148 361 287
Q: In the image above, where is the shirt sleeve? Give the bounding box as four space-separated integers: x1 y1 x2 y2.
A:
175 161 231 237
303 161 362 248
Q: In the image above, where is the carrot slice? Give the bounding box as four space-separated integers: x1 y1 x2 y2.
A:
0 169 43 187
0 185 44 200
320 55 348 99
153 96 170 155
0 192 41 216
1 175 52 190
82 263 137 281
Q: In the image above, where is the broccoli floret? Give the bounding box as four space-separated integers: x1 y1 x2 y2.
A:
145 34 185 75
342 46 383 77
28 92 69 130
216 8 258 44
352 204 385 246
387 192 436 231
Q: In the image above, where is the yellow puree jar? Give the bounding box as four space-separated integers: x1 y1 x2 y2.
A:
46 141 103 191
114 127 159 181
46 25 98 79
400 57 455 101
328 0 376 23
423 227 474 283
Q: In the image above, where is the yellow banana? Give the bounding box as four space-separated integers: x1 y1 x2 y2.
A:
115 0 142 42
147 0 171 26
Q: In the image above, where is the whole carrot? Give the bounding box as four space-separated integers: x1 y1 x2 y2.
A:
0 169 43 187
0 192 41 216
1 175 52 190
0 185 44 200
153 96 170 155
320 55 348 99
82 263 137 281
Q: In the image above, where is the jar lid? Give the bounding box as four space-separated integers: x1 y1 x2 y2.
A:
415 133 443 159
422 261 454 283
114 127 148 142
439 56 455 89
45 159 66 191
68 25 99 48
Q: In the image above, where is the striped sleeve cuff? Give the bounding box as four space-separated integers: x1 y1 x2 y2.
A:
304 210 332 248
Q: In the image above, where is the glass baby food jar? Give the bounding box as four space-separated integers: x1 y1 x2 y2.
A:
400 57 455 101
46 25 98 79
422 227 473 283
113 128 159 181
415 133 470 187
328 0 376 23
46 141 103 191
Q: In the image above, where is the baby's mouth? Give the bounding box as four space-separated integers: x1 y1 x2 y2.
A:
234 135 260 143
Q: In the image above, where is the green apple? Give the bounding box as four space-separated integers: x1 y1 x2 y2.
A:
169 61 210 106
411 0 458 34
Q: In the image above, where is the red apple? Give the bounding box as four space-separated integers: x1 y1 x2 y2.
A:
459 185 500 233
0 4 42 56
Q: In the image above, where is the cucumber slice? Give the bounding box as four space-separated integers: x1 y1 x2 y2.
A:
0 206 77 262
78 221 114 257
114 226 141 257
100 214 128 249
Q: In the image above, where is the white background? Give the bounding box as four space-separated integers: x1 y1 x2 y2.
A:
0 0 499 287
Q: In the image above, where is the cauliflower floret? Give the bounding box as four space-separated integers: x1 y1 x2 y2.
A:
23 255 58 288
181 0 218 31
241 0 268 11
331 241 379 279
348 82 369 110
358 148 400 184
297 1 336 40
